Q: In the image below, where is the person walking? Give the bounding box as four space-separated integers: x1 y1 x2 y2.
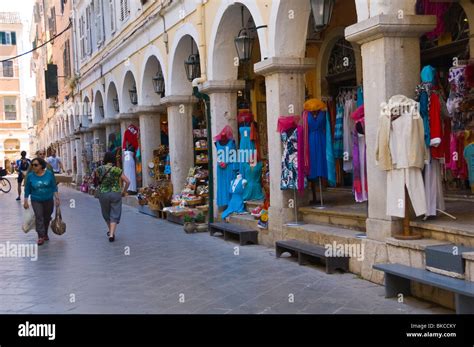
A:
23 157 60 245
15 151 31 201
46 150 64 174
94 152 130 242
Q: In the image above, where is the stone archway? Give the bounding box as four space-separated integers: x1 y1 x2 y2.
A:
93 90 105 124
121 70 139 113
140 50 166 105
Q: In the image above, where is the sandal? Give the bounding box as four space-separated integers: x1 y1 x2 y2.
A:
108 235 115 242
37 237 45 246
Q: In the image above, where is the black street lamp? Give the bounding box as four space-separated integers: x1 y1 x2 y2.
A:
152 71 165 95
184 38 200 82
310 0 335 32
113 97 119 112
129 85 138 105
234 6 254 62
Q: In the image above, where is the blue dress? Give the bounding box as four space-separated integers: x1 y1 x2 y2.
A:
308 111 328 180
242 161 264 201
239 126 255 175
215 140 236 207
221 178 246 219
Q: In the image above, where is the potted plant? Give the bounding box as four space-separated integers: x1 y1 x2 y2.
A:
183 212 196 233
194 212 207 232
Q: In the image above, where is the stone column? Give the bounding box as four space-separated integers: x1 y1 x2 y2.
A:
69 136 76 179
91 123 107 163
346 14 436 241
254 57 316 245
75 131 84 183
137 106 166 187
160 95 197 195
345 12 436 284
200 80 246 219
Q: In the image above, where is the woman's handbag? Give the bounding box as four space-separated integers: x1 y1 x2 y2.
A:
94 166 113 198
51 207 66 235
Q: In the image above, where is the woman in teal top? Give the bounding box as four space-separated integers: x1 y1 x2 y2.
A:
23 157 60 245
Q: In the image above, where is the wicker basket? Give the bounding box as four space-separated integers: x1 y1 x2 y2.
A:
138 198 148 206
148 200 161 210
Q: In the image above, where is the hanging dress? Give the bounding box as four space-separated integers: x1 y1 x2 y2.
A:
221 177 246 219
123 150 137 192
308 111 328 180
243 161 265 201
238 126 256 175
333 104 344 159
280 127 298 190
215 140 236 207
343 99 356 172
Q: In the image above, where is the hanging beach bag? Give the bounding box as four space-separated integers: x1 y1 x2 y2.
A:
51 206 66 235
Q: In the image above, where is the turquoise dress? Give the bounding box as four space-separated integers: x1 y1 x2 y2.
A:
243 161 264 201
221 178 246 219
238 126 255 175
216 140 236 207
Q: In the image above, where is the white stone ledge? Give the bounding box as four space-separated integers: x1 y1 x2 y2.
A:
254 57 316 76
386 237 449 251
345 14 437 45
199 80 246 94
160 95 198 106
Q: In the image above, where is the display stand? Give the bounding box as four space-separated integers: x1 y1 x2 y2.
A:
314 177 325 210
394 188 423 240
285 187 305 226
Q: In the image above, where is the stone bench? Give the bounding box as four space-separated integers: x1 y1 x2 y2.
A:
276 239 349 274
209 222 258 245
373 263 474 314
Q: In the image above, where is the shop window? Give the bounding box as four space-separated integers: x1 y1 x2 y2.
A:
2 61 14 77
0 31 16 45
4 97 17 120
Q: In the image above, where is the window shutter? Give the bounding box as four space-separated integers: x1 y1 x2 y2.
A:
110 0 116 32
120 0 125 21
11 32 16 45
0 32 6 45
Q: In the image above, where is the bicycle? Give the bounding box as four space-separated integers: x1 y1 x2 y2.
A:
0 169 12 193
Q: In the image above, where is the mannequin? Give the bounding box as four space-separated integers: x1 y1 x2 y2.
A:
123 143 137 193
221 171 247 220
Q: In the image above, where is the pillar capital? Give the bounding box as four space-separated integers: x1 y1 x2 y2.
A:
199 80 246 94
135 105 167 115
89 122 105 130
160 95 198 107
345 14 436 45
117 112 140 121
100 116 120 126
254 57 316 77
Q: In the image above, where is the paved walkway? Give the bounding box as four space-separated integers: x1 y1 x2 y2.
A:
0 181 451 314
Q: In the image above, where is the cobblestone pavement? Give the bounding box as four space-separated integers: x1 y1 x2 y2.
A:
0 180 451 314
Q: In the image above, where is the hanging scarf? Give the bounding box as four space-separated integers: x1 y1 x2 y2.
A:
326 113 336 187
297 124 306 194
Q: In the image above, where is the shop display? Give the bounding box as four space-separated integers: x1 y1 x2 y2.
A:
215 126 237 208
376 95 428 218
242 160 265 201
122 124 139 151
464 141 474 192
123 147 137 193
171 166 209 207
351 105 368 202
138 180 173 211
279 115 299 191
221 172 247 220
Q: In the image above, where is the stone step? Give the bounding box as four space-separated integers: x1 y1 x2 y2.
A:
244 200 263 213
299 206 367 232
410 220 474 248
228 213 259 231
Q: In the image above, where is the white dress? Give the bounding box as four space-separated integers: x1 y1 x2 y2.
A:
123 150 137 192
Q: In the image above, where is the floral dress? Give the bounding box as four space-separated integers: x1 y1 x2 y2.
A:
280 128 298 190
